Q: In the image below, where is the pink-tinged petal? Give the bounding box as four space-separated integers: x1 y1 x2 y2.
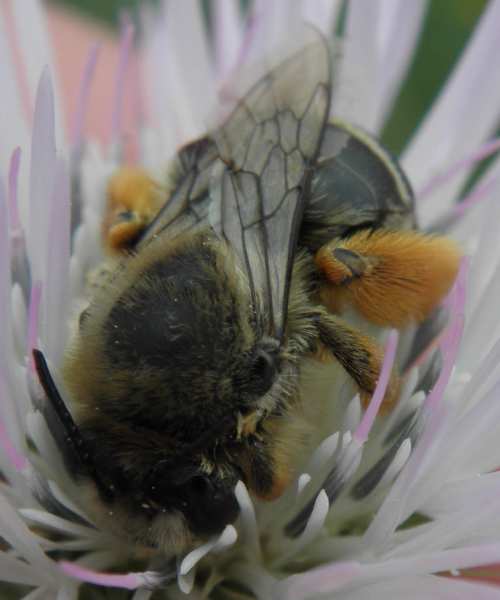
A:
332 0 379 129
11 0 65 146
452 175 497 218
8 147 22 232
42 156 70 366
417 137 500 199
59 562 144 590
213 0 243 80
110 20 134 147
70 43 100 154
0 7 29 169
28 67 57 286
276 560 362 600
0 407 27 473
354 330 399 443
364 264 467 547
403 0 500 227
374 1 429 131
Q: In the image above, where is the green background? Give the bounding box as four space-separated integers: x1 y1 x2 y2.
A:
48 0 489 154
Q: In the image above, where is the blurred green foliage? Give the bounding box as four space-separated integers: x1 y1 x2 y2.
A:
48 0 489 154
382 0 489 154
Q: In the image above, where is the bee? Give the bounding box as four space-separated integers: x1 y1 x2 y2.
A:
33 30 459 556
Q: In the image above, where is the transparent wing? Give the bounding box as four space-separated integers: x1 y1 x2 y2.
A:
136 137 219 247
210 29 332 339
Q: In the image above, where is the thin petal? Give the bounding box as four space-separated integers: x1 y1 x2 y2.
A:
301 0 341 34
28 68 57 286
11 0 65 146
354 330 399 443
42 156 70 366
403 1 500 227
213 0 243 80
0 494 54 578
332 0 380 129
373 0 429 131
340 575 500 600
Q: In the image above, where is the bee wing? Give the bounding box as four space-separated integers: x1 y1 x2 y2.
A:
136 137 219 246
210 30 332 339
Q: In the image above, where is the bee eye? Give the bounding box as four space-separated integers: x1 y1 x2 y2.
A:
250 347 279 396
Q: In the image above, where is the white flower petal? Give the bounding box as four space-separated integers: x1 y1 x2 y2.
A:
41 157 70 365
0 552 46 586
0 494 54 579
340 575 500 600
70 43 100 156
28 68 57 287
301 0 341 34
11 0 64 147
213 0 243 80
276 561 361 600
404 0 500 226
160 0 216 140
333 0 379 128
19 509 97 539
373 0 429 130
234 481 260 559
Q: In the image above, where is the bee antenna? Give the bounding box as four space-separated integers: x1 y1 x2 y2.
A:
32 349 114 500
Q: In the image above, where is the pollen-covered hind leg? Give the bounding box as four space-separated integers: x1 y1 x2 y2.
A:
315 229 461 328
316 313 400 413
103 167 162 253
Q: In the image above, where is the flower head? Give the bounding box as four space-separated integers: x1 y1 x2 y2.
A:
2 2 500 599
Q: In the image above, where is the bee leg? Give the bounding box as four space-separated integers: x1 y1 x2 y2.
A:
316 313 400 413
239 417 300 501
102 167 162 253
315 229 460 328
